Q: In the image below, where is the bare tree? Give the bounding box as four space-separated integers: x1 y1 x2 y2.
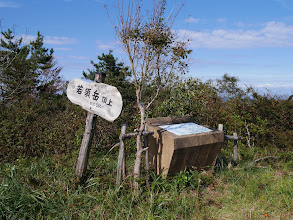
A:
108 0 191 190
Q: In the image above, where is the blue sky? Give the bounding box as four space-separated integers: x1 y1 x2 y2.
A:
1 0 293 95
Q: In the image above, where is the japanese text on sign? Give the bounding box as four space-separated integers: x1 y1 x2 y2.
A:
67 78 123 122
75 85 113 107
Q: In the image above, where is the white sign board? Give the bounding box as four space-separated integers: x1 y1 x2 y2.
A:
67 78 123 122
160 122 213 136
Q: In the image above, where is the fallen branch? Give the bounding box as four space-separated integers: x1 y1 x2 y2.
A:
247 156 277 168
122 131 154 139
232 156 277 170
109 143 120 152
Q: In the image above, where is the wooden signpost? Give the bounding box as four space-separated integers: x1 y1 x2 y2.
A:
67 78 123 122
67 73 123 178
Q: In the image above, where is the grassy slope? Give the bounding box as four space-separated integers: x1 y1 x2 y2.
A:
1 151 292 219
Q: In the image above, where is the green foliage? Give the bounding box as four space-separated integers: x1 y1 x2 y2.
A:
83 50 131 81
0 43 134 162
0 29 63 104
221 89 293 160
173 169 213 189
0 19 292 220
0 95 84 162
154 75 292 163
215 73 243 99
0 93 127 162
0 27 291 218
155 77 221 125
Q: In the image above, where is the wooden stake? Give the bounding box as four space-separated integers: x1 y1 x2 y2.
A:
233 132 239 161
116 123 127 187
75 113 97 177
216 124 223 165
75 73 106 178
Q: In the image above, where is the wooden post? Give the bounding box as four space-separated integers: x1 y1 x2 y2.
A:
115 124 154 188
144 124 150 188
233 132 239 161
116 123 127 187
216 124 223 165
75 73 106 178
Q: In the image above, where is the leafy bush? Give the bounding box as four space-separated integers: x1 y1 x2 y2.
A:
154 76 292 162
0 93 127 162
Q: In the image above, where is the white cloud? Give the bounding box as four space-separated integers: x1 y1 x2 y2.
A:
217 18 227 23
54 47 72 51
273 0 290 8
185 17 200 24
0 1 21 8
20 35 36 43
21 35 78 45
68 55 88 60
196 59 249 66
255 83 293 88
234 22 245 28
178 21 293 49
96 40 115 50
44 36 77 45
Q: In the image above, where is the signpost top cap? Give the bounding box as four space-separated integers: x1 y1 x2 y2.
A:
95 72 106 83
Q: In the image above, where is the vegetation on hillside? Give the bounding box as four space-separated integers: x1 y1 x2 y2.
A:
0 21 292 219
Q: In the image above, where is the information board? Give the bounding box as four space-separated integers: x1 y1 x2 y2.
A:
160 122 213 136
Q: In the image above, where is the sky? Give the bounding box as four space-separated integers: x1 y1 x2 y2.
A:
0 0 293 96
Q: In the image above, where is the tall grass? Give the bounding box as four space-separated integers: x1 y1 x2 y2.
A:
1 153 292 219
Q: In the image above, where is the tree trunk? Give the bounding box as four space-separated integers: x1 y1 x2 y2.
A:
133 103 145 191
